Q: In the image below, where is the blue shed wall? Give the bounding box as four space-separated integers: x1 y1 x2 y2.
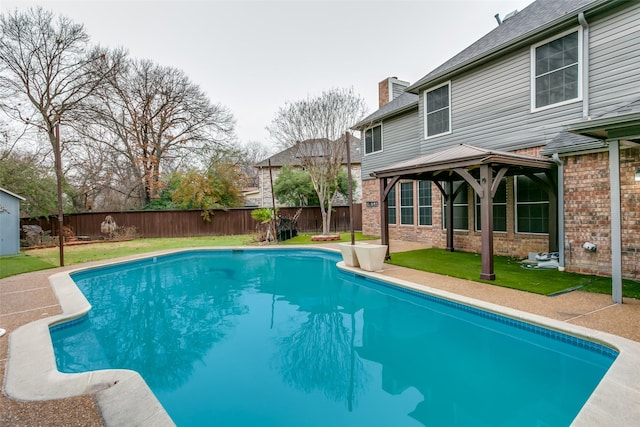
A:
0 192 22 256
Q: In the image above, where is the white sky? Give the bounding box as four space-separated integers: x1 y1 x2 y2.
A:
2 0 533 147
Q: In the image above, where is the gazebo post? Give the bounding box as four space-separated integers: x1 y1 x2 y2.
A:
379 177 390 259
479 164 495 280
445 180 454 252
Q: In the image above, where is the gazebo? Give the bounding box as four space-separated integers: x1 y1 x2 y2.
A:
371 144 557 280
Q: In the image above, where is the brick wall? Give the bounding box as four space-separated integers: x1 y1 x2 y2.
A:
378 79 390 108
361 176 549 258
360 146 640 279
362 179 380 236
620 149 640 279
564 149 640 279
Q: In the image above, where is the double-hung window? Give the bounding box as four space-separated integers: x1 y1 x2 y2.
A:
515 174 549 233
365 124 382 154
442 181 468 231
424 82 451 138
475 178 507 232
400 182 414 225
418 180 432 226
532 29 581 110
388 185 397 225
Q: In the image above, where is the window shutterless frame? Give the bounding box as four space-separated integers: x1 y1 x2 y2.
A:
388 185 397 225
400 181 414 225
530 27 582 112
364 124 383 155
514 174 549 234
424 81 452 139
418 180 432 226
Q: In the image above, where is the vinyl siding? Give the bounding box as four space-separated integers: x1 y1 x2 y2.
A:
589 2 640 115
392 82 407 99
417 46 583 156
361 109 420 179
362 2 640 178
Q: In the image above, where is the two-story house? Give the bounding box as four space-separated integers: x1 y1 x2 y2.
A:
353 0 640 302
255 136 363 208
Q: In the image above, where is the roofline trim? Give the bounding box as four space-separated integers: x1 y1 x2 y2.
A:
351 101 419 130
371 153 554 178
406 0 614 94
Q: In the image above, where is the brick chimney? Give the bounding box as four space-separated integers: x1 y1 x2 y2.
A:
378 77 410 108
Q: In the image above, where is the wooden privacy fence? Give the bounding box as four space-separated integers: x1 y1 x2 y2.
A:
21 205 363 240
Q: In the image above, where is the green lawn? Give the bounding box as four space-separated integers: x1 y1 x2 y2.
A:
0 253 57 278
280 231 375 245
387 248 640 299
0 235 253 279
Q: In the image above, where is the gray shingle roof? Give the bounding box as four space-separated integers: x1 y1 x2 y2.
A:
541 96 640 155
255 136 362 168
407 0 605 93
352 92 419 130
540 131 605 155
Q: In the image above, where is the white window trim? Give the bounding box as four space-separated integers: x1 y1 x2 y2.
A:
424 80 452 139
364 123 383 155
418 180 433 226
399 181 414 226
441 181 469 231
514 175 550 235
530 27 583 113
388 185 397 225
474 195 507 233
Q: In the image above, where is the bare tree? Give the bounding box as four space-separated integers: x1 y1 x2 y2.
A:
82 58 236 207
268 87 367 235
0 118 30 161
238 140 274 187
0 7 119 264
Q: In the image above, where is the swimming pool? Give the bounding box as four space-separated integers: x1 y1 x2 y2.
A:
51 249 617 426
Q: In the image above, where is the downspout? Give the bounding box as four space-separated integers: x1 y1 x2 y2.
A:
578 12 589 118
552 153 565 269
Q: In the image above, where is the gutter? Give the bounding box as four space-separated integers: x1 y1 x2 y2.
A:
552 153 565 269
578 12 590 119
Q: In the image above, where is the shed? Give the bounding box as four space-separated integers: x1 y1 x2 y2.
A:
0 187 26 256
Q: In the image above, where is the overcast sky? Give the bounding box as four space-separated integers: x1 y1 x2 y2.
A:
2 0 533 147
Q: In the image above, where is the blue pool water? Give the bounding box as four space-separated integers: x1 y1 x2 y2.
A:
51 249 617 426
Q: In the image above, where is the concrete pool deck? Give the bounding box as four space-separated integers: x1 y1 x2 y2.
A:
1 240 639 426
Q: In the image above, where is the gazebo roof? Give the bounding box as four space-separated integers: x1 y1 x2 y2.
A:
372 144 555 179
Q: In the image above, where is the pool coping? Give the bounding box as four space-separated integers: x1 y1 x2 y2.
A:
4 246 640 426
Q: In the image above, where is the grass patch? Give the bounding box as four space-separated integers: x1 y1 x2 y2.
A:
0 253 57 278
1 235 253 279
387 248 640 298
280 232 376 245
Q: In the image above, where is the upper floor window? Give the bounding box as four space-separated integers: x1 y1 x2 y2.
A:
364 125 382 154
424 82 451 138
532 29 581 110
